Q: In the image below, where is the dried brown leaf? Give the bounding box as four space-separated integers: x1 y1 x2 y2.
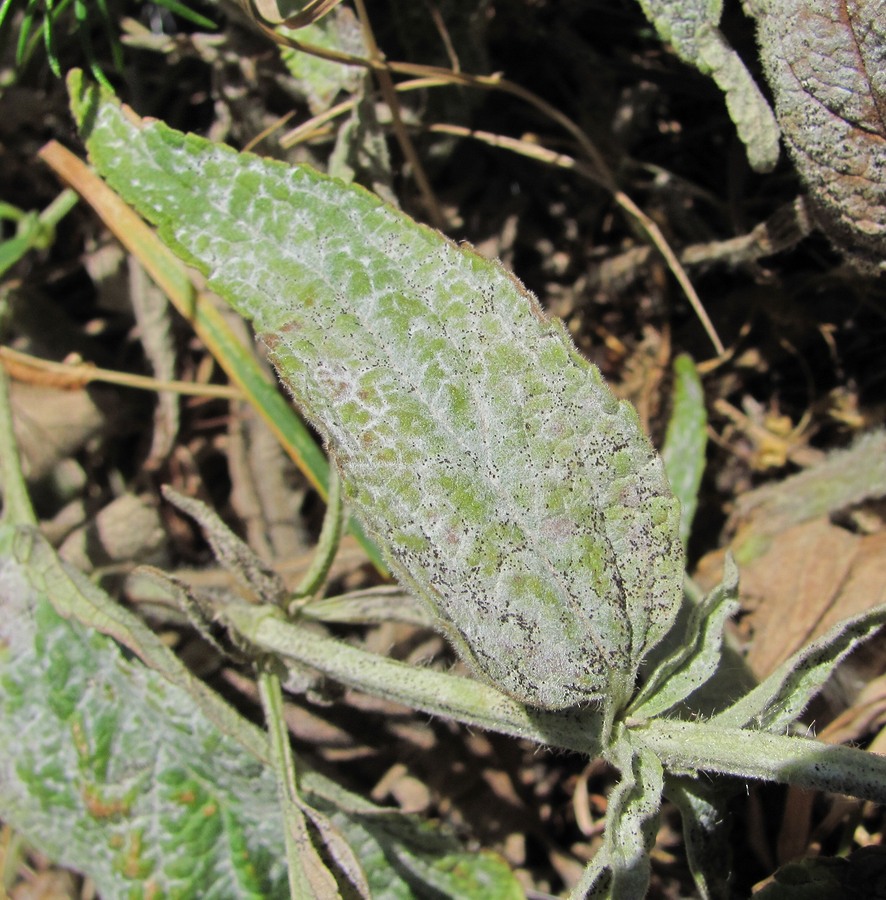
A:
737 521 886 678
58 493 168 572
6 382 109 481
695 430 886 679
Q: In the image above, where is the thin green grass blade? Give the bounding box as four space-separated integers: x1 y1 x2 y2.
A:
42 0 60 76
154 0 217 30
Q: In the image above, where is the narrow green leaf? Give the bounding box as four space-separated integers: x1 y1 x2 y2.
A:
0 191 77 277
68 72 684 713
162 486 288 606
301 585 439 628
711 603 886 733
626 557 739 720
0 0 18 31
661 352 707 549
570 730 663 899
0 367 36 526
0 235 34 279
257 669 346 899
13 0 38 67
635 0 781 171
153 0 217 30
292 462 343 600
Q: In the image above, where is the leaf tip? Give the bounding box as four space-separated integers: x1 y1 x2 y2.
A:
67 70 142 145
66 69 97 134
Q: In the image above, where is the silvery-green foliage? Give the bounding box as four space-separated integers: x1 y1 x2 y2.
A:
633 0 781 172
663 778 734 900
713 603 886 733
0 523 523 898
61 72 886 900
569 731 664 899
69 71 684 715
0 525 524 897
278 6 367 116
627 557 740 721
0 368 524 899
0 523 292 898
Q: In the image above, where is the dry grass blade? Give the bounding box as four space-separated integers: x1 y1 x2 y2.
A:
265 31 724 354
243 0 344 28
36 138 386 573
0 345 244 399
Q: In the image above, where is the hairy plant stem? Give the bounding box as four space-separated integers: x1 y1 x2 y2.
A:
221 599 609 754
632 719 886 804
257 668 320 899
223 600 886 803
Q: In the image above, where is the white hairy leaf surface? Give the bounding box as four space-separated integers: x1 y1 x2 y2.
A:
0 522 520 898
70 72 683 712
634 0 781 172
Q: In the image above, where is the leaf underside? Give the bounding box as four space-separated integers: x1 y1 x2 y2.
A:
754 0 886 271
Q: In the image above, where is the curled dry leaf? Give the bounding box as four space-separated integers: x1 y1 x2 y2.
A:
753 0 886 272
695 430 886 682
733 521 886 680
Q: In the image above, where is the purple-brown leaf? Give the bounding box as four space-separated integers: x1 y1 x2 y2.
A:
755 0 886 272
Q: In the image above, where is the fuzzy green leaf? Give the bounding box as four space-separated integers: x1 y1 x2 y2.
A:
303 772 524 900
68 72 684 713
636 718 886 804
626 557 739 721
711 603 886 733
570 730 663 898
0 525 523 898
0 524 290 898
661 353 707 550
279 7 366 116
635 0 781 171
663 777 733 900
